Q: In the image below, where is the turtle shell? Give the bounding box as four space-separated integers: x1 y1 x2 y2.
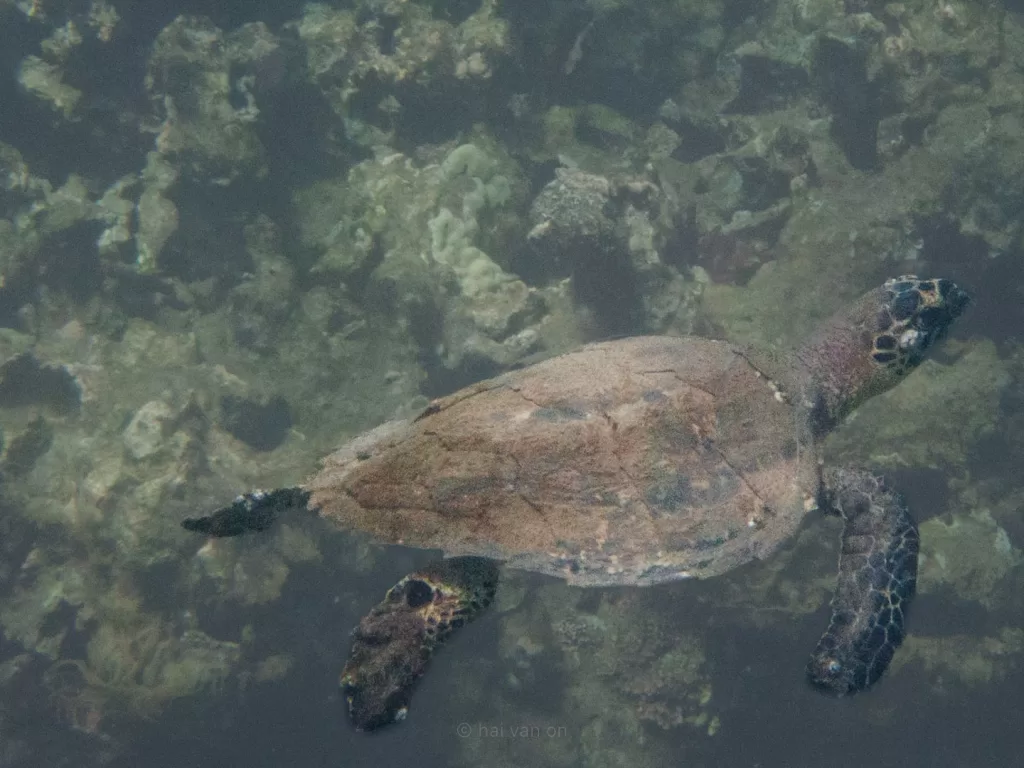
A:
307 336 820 586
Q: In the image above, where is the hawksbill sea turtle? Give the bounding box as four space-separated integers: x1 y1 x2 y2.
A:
184 275 969 730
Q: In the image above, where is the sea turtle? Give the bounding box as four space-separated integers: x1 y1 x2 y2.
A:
183 275 969 731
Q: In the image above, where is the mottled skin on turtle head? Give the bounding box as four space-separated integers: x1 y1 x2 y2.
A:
340 557 498 730
797 276 970 433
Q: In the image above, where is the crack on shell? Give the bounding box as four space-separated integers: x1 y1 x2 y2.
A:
729 349 792 405
506 450 560 546
413 381 506 422
601 409 646 511
508 385 545 410
639 368 718 401
643 366 772 520
424 426 559 549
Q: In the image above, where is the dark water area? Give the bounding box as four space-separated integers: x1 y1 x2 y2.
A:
3 500 1024 768
64 528 1024 768
1 0 1023 766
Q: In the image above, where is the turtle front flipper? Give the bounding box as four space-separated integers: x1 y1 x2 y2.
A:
182 487 311 536
341 556 499 731
808 468 919 695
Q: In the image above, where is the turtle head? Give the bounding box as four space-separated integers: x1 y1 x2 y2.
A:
800 275 970 432
871 275 970 367
339 558 498 731
339 577 437 731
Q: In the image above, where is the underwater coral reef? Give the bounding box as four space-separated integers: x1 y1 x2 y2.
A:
0 0 1023 765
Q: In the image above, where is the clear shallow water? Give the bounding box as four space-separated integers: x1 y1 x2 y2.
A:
1 0 1023 766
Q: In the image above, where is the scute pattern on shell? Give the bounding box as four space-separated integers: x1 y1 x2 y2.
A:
308 337 819 586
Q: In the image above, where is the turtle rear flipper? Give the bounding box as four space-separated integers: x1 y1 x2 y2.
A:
341 557 499 731
808 468 919 695
182 487 311 537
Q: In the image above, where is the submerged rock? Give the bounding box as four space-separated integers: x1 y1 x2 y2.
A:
528 164 699 335
292 0 510 148
145 16 274 185
894 628 1024 689
293 133 575 379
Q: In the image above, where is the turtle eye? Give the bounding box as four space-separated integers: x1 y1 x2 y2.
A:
817 658 844 680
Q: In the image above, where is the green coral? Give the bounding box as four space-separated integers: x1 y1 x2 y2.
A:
0 561 87 659
580 590 719 734
134 152 179 273
17 55 82 117
429 141 518 304
294 0 509 147
190 522 321 605
145 16 270 184
893 628 1024 688
0 0 1021 753
918 508 1022 607
293 130 564 373
45 619 240 726
477 582 718 768
2 544 241 733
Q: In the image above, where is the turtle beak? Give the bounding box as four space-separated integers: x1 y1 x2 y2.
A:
936 278 971 319
912 278 970 348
